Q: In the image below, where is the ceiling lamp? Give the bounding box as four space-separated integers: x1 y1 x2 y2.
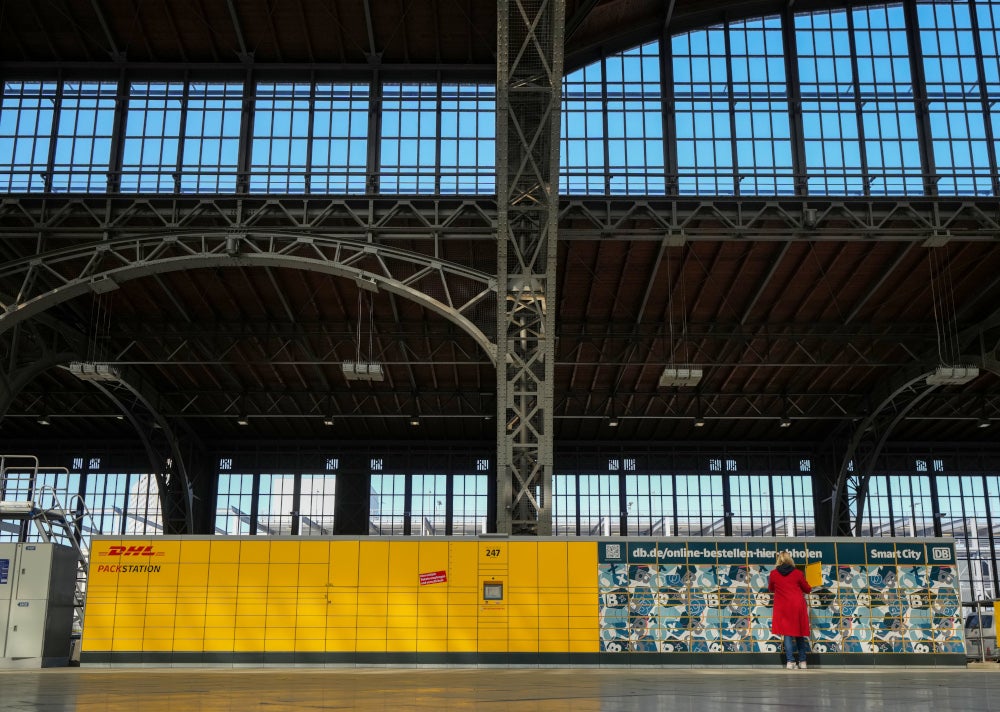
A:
344 282 384 382
779 417 792 428
925 366 979 386
341 361 385 382
693 417 706 428
977 418 991 429
237 414 249 426
323 417 335 426
68 361 120 382
409 415 421 427
659 367 702 388
37 414 51 426
659 245 701 389
607 416 620 427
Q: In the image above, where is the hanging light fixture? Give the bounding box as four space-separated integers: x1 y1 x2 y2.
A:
659 243 702 388
925 366 979 386
925 248 979 387
342 276 384 382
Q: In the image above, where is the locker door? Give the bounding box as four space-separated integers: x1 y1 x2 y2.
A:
15 545 52 600
5 600 44 658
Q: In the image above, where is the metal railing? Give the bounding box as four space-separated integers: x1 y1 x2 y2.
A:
0 456 94 635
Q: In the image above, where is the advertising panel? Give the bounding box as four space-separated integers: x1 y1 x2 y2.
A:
597 539 965 656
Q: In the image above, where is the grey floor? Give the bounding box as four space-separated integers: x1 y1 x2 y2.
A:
1 667 999 711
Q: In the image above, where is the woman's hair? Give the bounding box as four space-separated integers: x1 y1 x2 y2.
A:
776 551 795 567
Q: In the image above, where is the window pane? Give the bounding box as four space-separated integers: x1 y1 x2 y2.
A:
0 81 56 191
298 474 336 535
560 42 665 195
121 82 184 192
180 83 242 192
216 473 254 535
918 0 995 195
51 81 116 192
674 17 793 196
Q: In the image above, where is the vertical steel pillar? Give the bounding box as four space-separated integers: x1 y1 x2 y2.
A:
42 76 64 193
365 70 382 194
236 67 255 194
106 69 129 194
968 6 1000 196
659 21 678 195
780 7 807 197
174 74 190 194
902 1 938 196
496 0 565 535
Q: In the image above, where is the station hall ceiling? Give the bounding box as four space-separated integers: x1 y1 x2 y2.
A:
0 1 998 450
0 0 895 69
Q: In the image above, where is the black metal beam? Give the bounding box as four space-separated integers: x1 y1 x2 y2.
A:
1 195 998 243
88 0 124 61
566 0 600 40
0 59 495 81
362 0 379 62
225 0 251 62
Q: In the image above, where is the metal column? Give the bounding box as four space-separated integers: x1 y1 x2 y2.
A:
495 0 565 535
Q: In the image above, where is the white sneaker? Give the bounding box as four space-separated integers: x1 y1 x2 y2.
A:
798 661 807 670
786 662 797 670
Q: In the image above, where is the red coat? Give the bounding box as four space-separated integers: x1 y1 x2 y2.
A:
768 566 812 637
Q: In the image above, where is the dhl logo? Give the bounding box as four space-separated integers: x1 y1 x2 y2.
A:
97 545 165 557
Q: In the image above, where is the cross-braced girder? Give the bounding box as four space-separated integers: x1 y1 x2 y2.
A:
1 196 998 243
496 0 564 535
0 231 498 364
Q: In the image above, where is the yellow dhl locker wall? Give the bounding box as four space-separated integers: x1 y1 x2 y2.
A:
81 536 966 667
82 536 599 664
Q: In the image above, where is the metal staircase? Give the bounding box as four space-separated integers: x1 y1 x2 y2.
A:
0 455 93 635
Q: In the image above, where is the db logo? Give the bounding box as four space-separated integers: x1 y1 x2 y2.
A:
98 545 164 557
931 547 950 561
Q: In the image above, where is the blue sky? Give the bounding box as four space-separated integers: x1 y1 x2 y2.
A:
2 1 998 197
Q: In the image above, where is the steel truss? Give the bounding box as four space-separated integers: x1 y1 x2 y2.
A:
827 313 1000 535
72 319 943 368
1 194 999 535
11 384 998 429
828 366 943 536
0 231 498 363
496 0 565 535
84 370 195 534
1 195 999 243
0 311 196 531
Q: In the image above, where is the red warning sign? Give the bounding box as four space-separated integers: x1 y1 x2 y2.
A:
419 570 447 585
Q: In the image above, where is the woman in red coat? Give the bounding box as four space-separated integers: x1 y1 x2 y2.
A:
769 551 813 669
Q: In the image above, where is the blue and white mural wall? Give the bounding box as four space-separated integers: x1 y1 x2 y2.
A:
597 539 963 655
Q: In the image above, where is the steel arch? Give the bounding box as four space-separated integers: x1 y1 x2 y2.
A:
86 377 195 534
0 232 499 364
829 367 936 532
